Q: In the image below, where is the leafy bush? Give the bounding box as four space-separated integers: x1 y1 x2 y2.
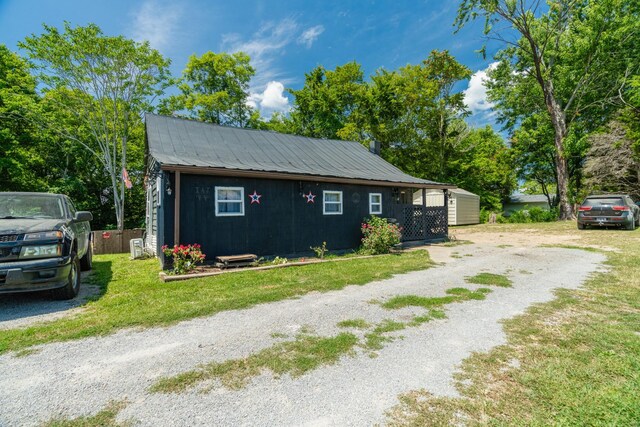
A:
505 207 558 223
162 244 206 275
360 216 401 255
480 208 492 223
271 256 288 265
480 208 508 223
310 242 328 259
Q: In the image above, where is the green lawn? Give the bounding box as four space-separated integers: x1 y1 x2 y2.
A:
387 221 640 426
0 250 433 355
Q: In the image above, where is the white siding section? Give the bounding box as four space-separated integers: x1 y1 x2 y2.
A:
414 188 480 226
453 193 480 225
145 178 159 254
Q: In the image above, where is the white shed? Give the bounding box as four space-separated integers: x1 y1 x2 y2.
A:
413 188 480 226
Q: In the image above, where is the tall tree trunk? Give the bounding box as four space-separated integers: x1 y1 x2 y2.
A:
545 89 574 220
545 98 574 220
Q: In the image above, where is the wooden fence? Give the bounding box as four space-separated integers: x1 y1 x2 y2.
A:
92 229 144 255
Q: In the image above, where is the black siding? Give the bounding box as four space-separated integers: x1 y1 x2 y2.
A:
161 173 405 259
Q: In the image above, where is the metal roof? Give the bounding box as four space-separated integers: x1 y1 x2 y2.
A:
429 188 478 197
145 114 451 188
509 194 553 204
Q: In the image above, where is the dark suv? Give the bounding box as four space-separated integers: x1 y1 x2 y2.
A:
577 194 640 230
0 192 93 299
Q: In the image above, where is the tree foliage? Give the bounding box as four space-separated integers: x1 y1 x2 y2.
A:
447 126 516 210
584 120 640 199
160 51 261 127
274 51 514 209
0 45 45 191
285 61 369 139
457 0 640 218
366 51 472 183
19 22 170 230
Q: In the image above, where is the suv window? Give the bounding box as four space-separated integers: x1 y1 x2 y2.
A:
0 194 65 219
583 197 624 206
65 197 77 218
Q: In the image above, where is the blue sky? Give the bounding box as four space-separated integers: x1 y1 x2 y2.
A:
0 0 500 127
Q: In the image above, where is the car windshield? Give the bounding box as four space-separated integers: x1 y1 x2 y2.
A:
0 194 65 219
583 197 624 206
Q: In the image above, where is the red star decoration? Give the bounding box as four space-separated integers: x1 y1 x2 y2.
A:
249 190 262 204
304 191 316 203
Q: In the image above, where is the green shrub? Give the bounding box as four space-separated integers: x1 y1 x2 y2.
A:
360 216 401 254
507 209 531 223
504 207 558 223
310 242 328 259
480 208 492 223
162 244 206 275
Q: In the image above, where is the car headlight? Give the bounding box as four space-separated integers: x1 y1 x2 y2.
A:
20 245 62 259
23 231 63 241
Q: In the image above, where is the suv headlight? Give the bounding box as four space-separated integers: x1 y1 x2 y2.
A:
23 231 63 241
20 245 62 258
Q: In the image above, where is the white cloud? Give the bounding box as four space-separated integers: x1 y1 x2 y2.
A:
223 19 301 118
130 0 183 52
247 81 290 116
297 25 325 48
222 19 299 87
463 62 498 113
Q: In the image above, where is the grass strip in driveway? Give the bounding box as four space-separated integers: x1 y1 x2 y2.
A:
151 332 358 393
381 287 492 310
0 251 432 355
43 401 130 427
465 272 512 287
386 222 640 426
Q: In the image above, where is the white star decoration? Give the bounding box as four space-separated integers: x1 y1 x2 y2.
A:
249 190 262 204
304 191 316 203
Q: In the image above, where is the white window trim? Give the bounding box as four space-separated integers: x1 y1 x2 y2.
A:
369 193 382 214
323 190 343 215
156 176 162 207
215 186 245 217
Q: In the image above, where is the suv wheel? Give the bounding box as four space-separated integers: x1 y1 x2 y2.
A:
577 222 585 230
53 252 81 300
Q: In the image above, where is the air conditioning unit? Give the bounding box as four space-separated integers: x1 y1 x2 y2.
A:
130 238 145 259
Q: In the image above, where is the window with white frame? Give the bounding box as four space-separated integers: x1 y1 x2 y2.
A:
369 193 382 214
323 191 343 215
215 187 244 216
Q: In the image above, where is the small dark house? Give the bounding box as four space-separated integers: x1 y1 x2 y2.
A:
144 114 453 261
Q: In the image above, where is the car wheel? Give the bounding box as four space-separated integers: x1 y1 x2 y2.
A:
625 220 636 231
53 252 81 300
577 222 585 230
80 243 93 271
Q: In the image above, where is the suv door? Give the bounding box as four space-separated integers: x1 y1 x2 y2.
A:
65 197 89 257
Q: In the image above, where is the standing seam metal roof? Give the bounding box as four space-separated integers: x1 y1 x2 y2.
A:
145 113 451 187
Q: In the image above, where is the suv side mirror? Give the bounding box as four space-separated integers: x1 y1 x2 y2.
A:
74 211 93 222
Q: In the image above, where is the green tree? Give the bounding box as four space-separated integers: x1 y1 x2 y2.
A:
456 0 640 219
0 45 45 191
584 120 640 198
447 126 516 210
160 51 259 127
20 22 171 230
365 51 471 182
286 61 369 139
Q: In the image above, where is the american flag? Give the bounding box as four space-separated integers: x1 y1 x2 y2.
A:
122 168 133 189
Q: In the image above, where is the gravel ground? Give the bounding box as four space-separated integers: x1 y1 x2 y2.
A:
0 272 99 330
0 244 605 426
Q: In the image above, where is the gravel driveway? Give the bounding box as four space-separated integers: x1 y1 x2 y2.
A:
0 243 605 426
0 272 99 330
